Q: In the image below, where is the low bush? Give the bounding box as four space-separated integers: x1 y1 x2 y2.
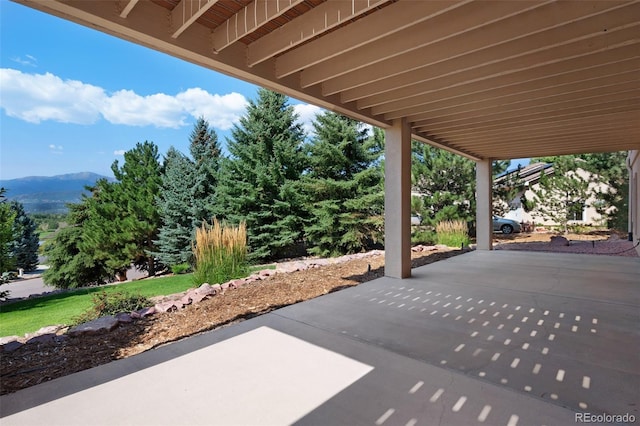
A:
170 263 191 275
73 290 150 325
436 220 470 248
412 229 437 245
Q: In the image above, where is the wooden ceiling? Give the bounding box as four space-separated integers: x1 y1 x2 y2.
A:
15 0 640 160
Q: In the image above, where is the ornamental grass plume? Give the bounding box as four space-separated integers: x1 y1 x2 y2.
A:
436 219 470 248
192 218 248 285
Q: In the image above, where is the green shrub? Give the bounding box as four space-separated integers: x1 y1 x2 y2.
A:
192 218 249 285
412 229 437 245
73 290 150 324
171 263 191 274
436 220 470 248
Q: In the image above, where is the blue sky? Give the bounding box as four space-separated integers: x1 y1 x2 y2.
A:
1 2 527 181
0 1 322 180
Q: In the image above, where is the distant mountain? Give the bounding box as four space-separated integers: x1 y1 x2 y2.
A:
0 172 112 214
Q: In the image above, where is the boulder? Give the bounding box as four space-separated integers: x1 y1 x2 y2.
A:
68 316 119 337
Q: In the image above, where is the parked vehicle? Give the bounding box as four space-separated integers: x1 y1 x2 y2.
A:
493 216 521 234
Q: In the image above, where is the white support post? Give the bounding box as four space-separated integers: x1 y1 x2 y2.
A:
476 159 493 250
385 118 412 278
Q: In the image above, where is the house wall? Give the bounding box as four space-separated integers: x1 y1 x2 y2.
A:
503 168 608 229
628 150 640 256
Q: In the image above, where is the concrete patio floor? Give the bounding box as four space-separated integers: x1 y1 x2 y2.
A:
1 250 638 425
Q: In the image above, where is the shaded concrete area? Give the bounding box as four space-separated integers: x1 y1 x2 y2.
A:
1 251 638 425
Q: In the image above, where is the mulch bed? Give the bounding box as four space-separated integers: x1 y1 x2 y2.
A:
0 248 462 395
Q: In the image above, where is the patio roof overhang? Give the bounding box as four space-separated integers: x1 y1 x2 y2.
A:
13 0 640 161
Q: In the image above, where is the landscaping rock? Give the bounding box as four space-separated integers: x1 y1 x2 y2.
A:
115 313 133 323
258 269 276 278
196 283 217 297
68 316 119 337
155 300 183 313
211 284 222 294
549 236 570 246
229 279 245 289
0 340 23 353
34 325 64 336
131 306 156 318
26 333 56 345
180 292 194 305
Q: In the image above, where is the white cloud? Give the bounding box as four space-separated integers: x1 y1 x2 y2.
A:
114 150 126 156
11 54 37 67
1 69 104 124
293 103 323 136
0 68 248 130
49 144 63 155
177 88 248 130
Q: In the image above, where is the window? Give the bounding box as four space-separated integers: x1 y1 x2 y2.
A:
567 202 584 221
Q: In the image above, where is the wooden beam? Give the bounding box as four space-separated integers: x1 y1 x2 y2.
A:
119 0 139 18
348 2 639 105
248 0 388 67
211 0 304 53
171 0 219 39
301 1 542 88
274 0 465 78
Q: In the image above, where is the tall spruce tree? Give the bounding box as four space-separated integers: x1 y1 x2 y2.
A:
214 89 306 261
9 201 39 271
155 147 196 267
82 142 162 277
189 117 221 228
43 201 111 289
302 112 384 256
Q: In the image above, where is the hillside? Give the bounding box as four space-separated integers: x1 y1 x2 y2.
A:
0 172 111 213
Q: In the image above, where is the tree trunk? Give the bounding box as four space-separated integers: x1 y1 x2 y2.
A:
147 257 156 277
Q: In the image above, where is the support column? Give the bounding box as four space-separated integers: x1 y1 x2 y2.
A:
385 118 412 278
476 159 493 250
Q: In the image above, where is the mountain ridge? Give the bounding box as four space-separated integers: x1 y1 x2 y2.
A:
0 172 113 213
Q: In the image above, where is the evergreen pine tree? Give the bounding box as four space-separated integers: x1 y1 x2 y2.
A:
43 202 111 289
189 117 221 228
0 188 16 274
214 89 307 261
303 112 384 256
411 142 476 226
82 142 162 277
9 201 39 271
155 147 196 267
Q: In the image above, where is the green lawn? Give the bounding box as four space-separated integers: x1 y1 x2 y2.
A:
0 273 197 337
